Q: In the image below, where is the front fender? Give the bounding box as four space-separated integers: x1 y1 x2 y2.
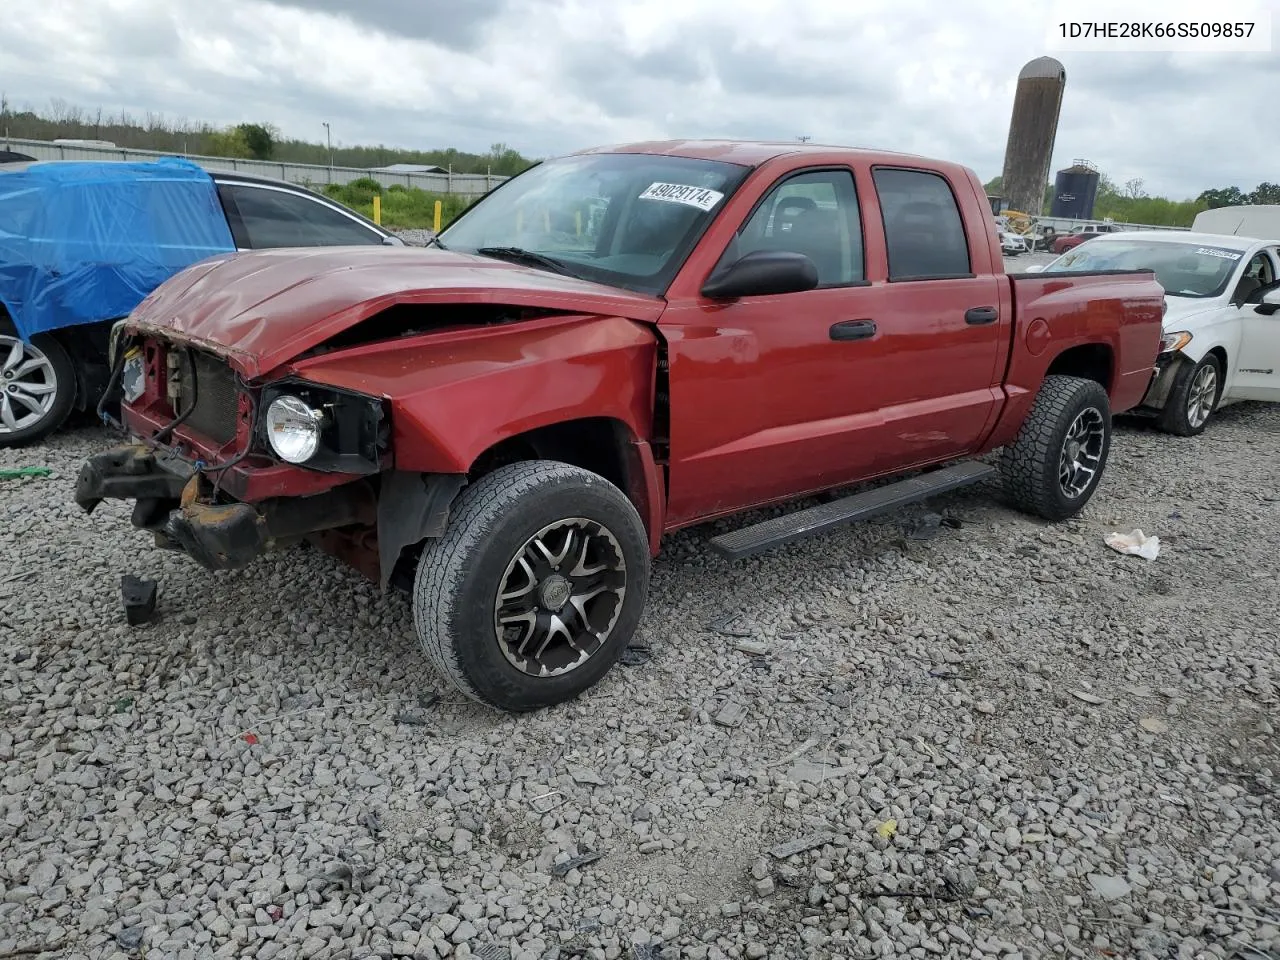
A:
289 313 660 474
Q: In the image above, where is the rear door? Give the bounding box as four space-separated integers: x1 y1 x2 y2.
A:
1234 245 1280 400
859 166 1007 467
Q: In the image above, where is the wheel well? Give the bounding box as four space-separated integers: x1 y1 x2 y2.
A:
1046 343 1113 391
468 418 632 493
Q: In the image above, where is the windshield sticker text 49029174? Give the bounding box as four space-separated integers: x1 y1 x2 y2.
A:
1196 247 1243 261
638 182 725 212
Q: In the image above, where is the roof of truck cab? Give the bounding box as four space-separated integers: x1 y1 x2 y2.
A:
574 139 945 168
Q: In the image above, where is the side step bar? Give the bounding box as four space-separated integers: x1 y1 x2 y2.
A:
708 461 997 561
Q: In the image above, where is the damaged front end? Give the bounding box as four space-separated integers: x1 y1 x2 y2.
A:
76 444 378 572
77 332 444 587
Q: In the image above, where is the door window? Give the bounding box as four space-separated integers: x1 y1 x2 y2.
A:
731 170 863 287
873 168 972 280
220 184 385 248
1236 251 1278 302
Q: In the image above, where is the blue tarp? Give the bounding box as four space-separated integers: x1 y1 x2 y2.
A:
0 157 235 340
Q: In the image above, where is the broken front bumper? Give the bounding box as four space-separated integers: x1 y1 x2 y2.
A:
75 444 376 573
1138 352 1189 413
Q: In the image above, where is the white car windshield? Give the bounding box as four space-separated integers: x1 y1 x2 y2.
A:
1048 238 1247 298
439 153 751 295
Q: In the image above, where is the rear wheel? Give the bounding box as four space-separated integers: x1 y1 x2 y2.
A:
0 319 77 448
1158 354 1220 437
1000 375 1111 521
412 460 650 712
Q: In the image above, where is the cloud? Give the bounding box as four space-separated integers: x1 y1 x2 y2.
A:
0 0 1276 199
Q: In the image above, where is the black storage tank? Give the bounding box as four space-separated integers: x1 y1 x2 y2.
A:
1052 162 1100 219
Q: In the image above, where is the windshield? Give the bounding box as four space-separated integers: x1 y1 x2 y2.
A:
1048 238 1247 298
438 153 751 295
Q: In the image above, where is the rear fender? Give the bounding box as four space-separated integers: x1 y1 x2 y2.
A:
988 272 1163 447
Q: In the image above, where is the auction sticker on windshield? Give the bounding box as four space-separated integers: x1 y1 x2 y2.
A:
639 183 725 212
1196 247 1244 260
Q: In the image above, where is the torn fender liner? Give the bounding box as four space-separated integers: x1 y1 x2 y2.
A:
376 471 468 592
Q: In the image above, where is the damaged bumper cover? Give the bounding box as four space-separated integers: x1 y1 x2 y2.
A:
1137 351 1187 412
75 445 376 572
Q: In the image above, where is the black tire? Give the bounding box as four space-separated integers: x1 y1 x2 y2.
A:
1000 375 1112 521
0 317 77 448
1158 353 1221 437
412 460 650 712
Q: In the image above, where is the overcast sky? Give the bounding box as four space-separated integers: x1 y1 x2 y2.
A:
2 0 1276 198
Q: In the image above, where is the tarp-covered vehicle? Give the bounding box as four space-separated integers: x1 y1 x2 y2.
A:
0 158 398 446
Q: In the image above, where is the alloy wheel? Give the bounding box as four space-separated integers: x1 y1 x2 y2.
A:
494 518 627 678
0 334 59 434
1186 363 1217 430
1058 407 1106 499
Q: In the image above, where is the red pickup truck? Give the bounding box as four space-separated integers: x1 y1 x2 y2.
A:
76 141 1164 712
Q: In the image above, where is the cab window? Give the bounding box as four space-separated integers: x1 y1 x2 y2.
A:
723 169 864 287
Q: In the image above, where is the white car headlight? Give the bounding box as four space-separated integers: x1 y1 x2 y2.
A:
1160 330 1193 354
265 395 324 463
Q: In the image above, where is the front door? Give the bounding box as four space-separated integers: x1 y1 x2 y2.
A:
659 166 888 526
1235 246 1280 401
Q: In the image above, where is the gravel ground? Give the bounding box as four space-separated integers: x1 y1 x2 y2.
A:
3 286 1279 960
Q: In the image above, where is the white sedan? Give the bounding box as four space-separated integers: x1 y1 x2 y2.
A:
1027 231 1280 435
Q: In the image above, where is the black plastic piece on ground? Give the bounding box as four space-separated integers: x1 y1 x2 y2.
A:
618 645 652 667
709 461 997 561
121 575 158 626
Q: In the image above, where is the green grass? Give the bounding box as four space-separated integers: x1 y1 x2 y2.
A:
322 179 474 231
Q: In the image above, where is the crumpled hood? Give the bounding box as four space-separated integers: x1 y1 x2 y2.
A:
125 246 666 378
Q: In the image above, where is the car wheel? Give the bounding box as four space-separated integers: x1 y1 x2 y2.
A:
1158 354 1220 437
1000 375 1112 522
0 319 77 448
412 460 650 712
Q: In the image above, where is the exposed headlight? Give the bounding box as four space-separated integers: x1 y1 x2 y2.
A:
259 381 389 474
1159 330 1193 354
265 395 323 463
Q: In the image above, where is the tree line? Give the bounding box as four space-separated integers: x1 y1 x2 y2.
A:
983 171 1278 227
0 97 536 176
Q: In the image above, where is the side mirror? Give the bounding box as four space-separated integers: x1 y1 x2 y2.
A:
701 250 819 299
1023 264 1046 273
1256 288 1280 316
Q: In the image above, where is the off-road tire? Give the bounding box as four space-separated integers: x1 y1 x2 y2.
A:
412 460 650 712
1000 375 1112 521
0 317 77 448
1158 353 1221 437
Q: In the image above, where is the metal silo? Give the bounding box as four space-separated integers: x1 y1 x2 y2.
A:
999 57 1066 218
1051 160 1100 219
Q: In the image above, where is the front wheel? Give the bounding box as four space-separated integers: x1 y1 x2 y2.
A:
1000 375 1112 521
412 460 651 712
0 320 77 448
1158 354 1220 437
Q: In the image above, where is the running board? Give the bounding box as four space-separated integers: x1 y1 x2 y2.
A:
708 461 997 561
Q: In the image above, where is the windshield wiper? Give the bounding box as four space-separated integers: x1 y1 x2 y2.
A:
474 246 576 277
425 235 447 250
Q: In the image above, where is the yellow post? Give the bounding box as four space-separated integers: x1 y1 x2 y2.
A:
372 194 381 225
433 200 442 233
